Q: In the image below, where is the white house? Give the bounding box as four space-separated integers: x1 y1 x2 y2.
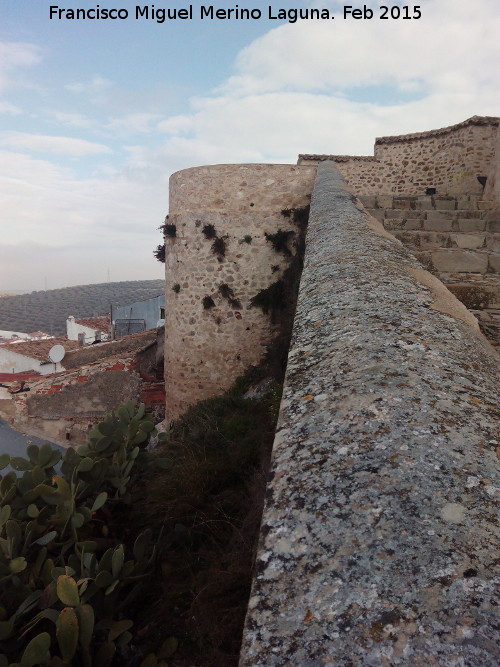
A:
66 316 110 344
0 337 80 375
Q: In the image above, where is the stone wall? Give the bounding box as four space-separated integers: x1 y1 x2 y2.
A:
240 162 500 665
63 330 157 370
164 163 316 420
10 355 141 446
298 116 499 197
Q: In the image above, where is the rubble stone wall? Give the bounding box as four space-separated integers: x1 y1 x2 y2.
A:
299 116 499 197
165 163 316 421
240 161 500 665
10 355 140 446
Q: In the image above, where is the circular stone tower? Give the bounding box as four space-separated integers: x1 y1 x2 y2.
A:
164 163 316 421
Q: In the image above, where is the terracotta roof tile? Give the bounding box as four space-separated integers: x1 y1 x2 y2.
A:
2 337 80 361
75 316 109 330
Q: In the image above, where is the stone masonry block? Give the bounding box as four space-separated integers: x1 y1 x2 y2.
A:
478 200 497 210
426 210 457 221
433 198 457 210
489 254 500 272
456 195 476 210
432 250 488 273
449 234 485 249
485 236 500 252
377 195 393 208
415 197 433 210
484 209 500 223
487 221 500 233
384 209 406 219
393 198 412 209
403 218 423 230
359 196 377 208
456 210 483 219
417 232 451 249
394 231 419 248
383 218 406 231
423 218 454 232
458 218 486 232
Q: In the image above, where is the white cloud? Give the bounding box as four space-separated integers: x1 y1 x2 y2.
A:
64 76 113 106
49 111 93 128
0 132 112 156
0 150 163 240
1 0 498 293
0 242 164 292
0 42 41 92
149 0 499 165
222 0 500 98
106 113 163 134
0 102 21 115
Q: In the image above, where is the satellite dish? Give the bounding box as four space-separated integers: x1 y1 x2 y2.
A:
48 344 65 363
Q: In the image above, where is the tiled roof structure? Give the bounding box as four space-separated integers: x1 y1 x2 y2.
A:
2 337 80 361
75 316 109 331
0 371 40 382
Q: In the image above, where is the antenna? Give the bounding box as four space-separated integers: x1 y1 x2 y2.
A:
48 344 65 363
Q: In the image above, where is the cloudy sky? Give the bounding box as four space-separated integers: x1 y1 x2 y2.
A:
1 0 499 292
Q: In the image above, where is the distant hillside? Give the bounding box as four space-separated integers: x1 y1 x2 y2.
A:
0 280 164 336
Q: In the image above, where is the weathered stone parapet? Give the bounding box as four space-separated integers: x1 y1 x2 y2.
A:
165 164 316 421
240 162 500 665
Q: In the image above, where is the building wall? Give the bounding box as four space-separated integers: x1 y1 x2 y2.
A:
112 295 165 332
66 317 110 343
0 347 63 375
165 163 316 420
299 116 499 197
10 356 141 446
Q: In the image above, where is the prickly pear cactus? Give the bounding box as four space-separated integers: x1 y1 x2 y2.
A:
0 402 171 666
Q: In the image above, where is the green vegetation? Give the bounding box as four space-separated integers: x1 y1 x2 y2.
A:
201 224 217 240
1 374 280 666
202 296 216 310
153 245 166 263
251 280 287 319
129 374 279 666
0 281 164 336
264 229 295 256
163 225 177 239
0 401 171 666
218 284 242 310
211 237 227 259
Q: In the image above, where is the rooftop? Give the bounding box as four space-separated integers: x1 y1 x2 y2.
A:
75 316 110 331
1 337 80 361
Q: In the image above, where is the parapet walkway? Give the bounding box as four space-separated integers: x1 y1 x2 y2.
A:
240 162 500 666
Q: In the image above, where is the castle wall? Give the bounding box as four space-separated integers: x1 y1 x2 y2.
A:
240 161 500 665
165 164 316 420
299 116 499 197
